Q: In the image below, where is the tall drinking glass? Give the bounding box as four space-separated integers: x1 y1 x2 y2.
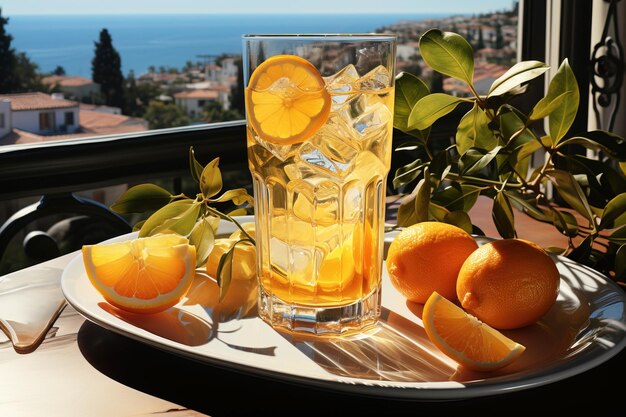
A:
243 34 396 335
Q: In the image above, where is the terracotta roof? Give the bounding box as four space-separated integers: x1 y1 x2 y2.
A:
80 110 147 135
174 90 219 99
0 110 147 145
0 92 79 111
42 76 97 87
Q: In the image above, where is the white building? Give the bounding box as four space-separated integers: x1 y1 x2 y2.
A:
0 100 11 138
42 76 100 103
174 90 221 118
0 92 80 136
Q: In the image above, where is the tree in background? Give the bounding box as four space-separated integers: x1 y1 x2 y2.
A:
230 57 245 116
123 70 140 116
495 24 505 49
52 66 66 76
201 101 241 123
476 28 485 50
0 10 43 94
143 101 189 129
0 9 17 93
14 52 44 92
92 28 124 109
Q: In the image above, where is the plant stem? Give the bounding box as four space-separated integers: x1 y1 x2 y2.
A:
528 148 556 191
205 205 256 243
446 172 523 188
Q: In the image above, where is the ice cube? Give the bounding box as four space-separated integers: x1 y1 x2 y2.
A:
352 102 392 138
255 135 294 161
347 151 388 182
291 179 340 226
355 65 391 91
297 136 357 178
324 64 360 106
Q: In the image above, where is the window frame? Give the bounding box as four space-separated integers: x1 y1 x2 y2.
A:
64 111 75 127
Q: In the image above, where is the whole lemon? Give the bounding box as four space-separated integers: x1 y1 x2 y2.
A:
203 231 258 318
456 238 560 330
385 222 478 304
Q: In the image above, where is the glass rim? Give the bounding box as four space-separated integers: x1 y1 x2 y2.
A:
242 33 397 41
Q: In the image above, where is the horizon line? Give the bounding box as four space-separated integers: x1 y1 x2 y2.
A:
6 11 468 17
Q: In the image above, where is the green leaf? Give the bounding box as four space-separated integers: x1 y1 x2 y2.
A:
609 226 626 245
600 193 626 230
434 183 483 212
545 169 595 226
516 135 551 162
621 162 626 176
408 93 471 131
547 59 580 144
488 60 549 97
392 159 425 189
492 191 516 238
396 171 430 226
189 216 215 267
413 174 431 223
189 146 204 184
216 243 236 301
444 210 473 234
211 188 254 206
557 130 626 161
498 105 536 148
110 184 172 214
504 190 551 222
545 246 567 255
428 146 453 182
530 91 571 121
429 202 450 222
568 235 593 263
200 157 223 198
615 245 626 281
419 29 474 85
456 102 497 154
132 219 146 232
394 72 431 140
548 208 579 237
459 146 503 176
564 154 626 199
227 208 249 217
139 199 201 237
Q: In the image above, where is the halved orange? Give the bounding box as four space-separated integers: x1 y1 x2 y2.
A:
422 291 526 372
246 54 331 145
82 234 196 314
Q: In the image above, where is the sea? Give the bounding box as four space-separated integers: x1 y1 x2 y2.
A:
7 14 449 78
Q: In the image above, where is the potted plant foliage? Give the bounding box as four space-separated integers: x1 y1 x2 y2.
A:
392 29 625 283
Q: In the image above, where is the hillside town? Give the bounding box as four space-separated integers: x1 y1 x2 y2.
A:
0 6 518 145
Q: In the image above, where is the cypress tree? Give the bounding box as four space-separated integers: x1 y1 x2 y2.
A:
0 8 17 93
92 28 124 109
230 57 245 116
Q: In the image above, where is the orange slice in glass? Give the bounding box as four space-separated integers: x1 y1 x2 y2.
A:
422 291 526 372
246 54 331 145
82 234 196 314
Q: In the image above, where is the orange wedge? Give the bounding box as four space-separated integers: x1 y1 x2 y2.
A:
246 54 331 145
422 291 526 372
82 234 196 314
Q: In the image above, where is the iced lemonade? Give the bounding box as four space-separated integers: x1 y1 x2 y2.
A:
246 53 394 330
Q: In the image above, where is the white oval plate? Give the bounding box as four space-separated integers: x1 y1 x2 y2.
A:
62 220 626 400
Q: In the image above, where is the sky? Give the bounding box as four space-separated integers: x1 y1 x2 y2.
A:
0 0 515 15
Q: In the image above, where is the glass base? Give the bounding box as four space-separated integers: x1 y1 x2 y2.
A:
258 286 381 336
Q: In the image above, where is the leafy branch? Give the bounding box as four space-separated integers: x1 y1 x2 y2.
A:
393 29 626 283
110 146 255 297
